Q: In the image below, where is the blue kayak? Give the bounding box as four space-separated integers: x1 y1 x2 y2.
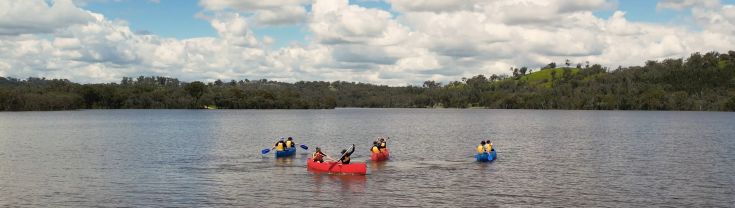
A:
475 149 497 162
275 147 296 157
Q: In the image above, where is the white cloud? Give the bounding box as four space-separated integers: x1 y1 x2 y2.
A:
199 0 308 25
657 0 720 10
554 0 613 13
692 4 735 35
0 0 94 35
254 5 307 25
388 0 478 13
310 0 410 45
209 12 259 47
1 0 735 85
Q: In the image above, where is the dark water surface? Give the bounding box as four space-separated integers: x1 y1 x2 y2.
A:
1 109 734 207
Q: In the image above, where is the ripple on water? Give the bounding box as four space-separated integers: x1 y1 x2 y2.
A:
1 109 734 207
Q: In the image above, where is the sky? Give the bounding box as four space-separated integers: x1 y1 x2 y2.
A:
1 0 734 85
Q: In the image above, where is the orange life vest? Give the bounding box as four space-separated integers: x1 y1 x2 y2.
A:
312 152 324 161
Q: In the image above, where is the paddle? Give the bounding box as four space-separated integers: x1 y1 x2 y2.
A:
378 136 389 152
325 155 336 161
262 139 279 154
300 144 308 150
329 144 354 171
317 150 336 162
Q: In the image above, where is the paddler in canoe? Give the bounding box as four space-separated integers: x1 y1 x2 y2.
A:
378 137 388 152
475 140 497 162
311 147 330 163
308 144 366 174
286 137 295 148
370 141 380 154
477 140 487 153
485 140 493 152
273 138 287 151
338 144 356 164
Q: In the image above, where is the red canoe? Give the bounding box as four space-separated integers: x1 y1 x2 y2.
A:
307 158 367 175
370 149 390 161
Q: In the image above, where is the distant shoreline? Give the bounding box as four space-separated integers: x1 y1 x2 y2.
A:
2 108 734 113
1 51 734 112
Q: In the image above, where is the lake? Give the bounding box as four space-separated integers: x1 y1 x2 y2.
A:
1 109 734 207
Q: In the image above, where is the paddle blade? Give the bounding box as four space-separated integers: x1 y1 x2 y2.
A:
261 148 271 154
300 144 308 150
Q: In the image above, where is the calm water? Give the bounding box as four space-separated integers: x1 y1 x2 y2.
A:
1 109 734 207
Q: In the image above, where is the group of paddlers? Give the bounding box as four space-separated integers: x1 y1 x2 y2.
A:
274 137 497 162
272 137 297 151
370 137 388 153
308 137 388 165
476 140 494 154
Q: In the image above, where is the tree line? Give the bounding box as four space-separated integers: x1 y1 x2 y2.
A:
1 51 734 111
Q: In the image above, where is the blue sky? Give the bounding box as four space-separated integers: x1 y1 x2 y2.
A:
81 0 729 48
83 0 317 48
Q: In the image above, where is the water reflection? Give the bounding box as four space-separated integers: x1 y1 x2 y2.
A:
2 109 734 207
309 170 367 193
368 161 387 171
274 157 295 166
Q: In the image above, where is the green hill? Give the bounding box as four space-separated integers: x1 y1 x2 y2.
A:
519 68 580 88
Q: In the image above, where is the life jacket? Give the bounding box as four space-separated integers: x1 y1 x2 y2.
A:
276 142 285 151
371 146 380 153
286 140 293 148
312 151 324 161
379 142 386 149
485 144 492 152
340 151 352 164
477 145 485 153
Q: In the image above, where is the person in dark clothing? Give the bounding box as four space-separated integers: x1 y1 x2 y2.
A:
339 144 355 164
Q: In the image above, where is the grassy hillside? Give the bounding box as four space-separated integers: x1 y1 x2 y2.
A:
519 68 580 88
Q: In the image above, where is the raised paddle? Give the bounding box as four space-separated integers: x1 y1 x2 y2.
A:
329 144 355 170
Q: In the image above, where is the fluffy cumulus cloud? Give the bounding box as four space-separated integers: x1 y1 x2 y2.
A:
388 0 477 13
199 0 308 25
1 0 735 85
657 0 720 10
0 2 277 82
0 0 94 35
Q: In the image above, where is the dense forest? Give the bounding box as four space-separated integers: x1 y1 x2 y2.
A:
1 51 734 111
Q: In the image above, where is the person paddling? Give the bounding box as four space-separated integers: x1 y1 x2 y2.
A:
371 141 380 153
378 137 387 152
286 137 295 148
485 140 493 152
339 144 356 164
312 147 328 163
273 138 286 151
477 141 487 153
